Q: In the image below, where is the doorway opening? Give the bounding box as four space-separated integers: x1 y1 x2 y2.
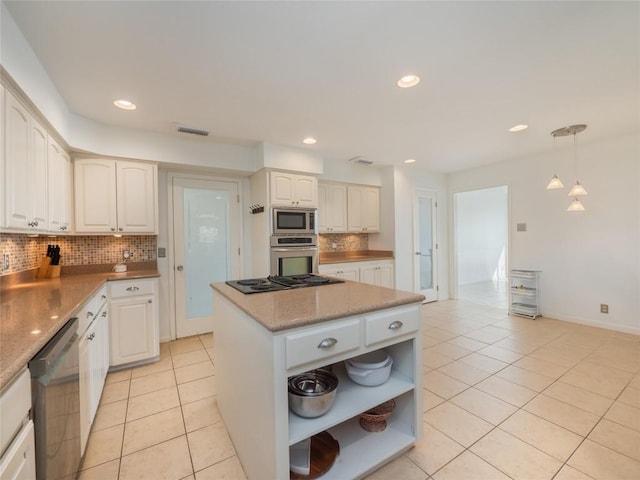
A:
454 185 508 308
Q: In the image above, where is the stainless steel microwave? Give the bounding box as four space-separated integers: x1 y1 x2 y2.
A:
272 208 316 235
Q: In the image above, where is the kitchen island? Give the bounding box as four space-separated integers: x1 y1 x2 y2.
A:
211 280 425 479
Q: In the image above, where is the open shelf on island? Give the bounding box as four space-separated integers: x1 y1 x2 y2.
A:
288 362 414 445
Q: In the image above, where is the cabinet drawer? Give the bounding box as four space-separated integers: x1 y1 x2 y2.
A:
286 320 360 370
78 286 107 334
365 305 420 346
109 279 155 298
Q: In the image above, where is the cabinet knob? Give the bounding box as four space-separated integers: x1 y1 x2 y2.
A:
176 265 184 271
148 299 152 303
388 320 403 330
87 311 94 318
101 311 107 317
111 227 115 232
119 227 123 232
317 337 337 349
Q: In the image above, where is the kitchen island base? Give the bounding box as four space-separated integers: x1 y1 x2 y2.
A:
212 286 423 479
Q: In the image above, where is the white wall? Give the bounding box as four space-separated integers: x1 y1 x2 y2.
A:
449 132 640 334
455 186 508 285
377 166 449 298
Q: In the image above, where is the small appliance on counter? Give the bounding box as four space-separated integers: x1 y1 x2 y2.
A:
225 274 344 294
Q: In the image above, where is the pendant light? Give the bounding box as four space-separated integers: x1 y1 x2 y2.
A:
546 134 564 189
549 124 587 211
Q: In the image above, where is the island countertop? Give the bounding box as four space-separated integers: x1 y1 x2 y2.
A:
211 280 425 332
0 264 159 390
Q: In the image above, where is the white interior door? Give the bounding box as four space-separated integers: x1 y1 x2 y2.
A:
414 190 438 303
173 177 240 338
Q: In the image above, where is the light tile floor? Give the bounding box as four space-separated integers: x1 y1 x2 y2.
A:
80 300 640 479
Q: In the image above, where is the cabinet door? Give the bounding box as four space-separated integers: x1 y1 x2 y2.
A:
361 187 380 232
359 265 377 286
74 159 117 233
110 296 157 366
116 162 157 233
270 172 295 205
3 92 31 229
29 119 49 231
341 267 359 281
347 186 364 232
327 184 347 232
78 331 92 455
376 263 394 288
292 175 317 207
47 137 72 232
347 186 379 233
319 183 347 233
0 420 36 480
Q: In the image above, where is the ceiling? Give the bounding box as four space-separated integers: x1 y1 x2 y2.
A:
4 1 639 173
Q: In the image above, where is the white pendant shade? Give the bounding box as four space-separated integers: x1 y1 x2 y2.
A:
568 181 588 196
567 198 585 212
546 175 564 189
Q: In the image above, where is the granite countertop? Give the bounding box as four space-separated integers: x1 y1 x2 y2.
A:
211 280 424 332
319 250 394 264
0 264 159 390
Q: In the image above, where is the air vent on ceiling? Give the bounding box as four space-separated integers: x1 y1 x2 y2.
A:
347 156 373 166
177 126 209 136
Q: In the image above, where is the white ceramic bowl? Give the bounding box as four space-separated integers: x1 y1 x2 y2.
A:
345 356 393 386
348 350 389 370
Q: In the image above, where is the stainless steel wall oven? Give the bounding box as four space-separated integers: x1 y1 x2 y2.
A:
270 235 318 276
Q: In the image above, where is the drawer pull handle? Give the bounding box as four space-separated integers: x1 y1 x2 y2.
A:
87 311 94 318
126 286 140 292
317 337 337 349
388 320 403 330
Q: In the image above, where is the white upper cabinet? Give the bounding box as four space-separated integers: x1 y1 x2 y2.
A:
48 137 73 232
74 159 157 234
115 162 157 233
347 185 380 233
318 182 347 233
270 172 318 207
3 90 48 231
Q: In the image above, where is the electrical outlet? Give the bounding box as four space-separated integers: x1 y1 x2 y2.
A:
600 304 609 314
2 254 9 271
123 249 131 260
332 243 337 249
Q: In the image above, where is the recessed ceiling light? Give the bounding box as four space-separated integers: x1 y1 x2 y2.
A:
404 158 416 164
302 137 317 145
114 99 136 110
509 124 528 132
397 75 421 88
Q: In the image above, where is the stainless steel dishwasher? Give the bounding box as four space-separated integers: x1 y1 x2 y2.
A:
29 317 81 480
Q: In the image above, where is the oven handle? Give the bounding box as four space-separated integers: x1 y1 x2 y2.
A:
271 247 318 252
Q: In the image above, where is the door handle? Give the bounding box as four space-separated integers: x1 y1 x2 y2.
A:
176 265 184 271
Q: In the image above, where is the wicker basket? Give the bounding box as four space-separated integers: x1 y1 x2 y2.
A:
359 399 396 432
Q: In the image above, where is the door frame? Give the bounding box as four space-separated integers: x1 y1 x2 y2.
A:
451 183 510 301
413 188 439 302
167 172 244 341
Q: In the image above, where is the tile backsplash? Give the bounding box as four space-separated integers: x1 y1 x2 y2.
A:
319 233 368 253
0 233 157 275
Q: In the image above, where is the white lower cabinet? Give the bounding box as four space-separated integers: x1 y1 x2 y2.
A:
319 259 395 288
0 369 35 480
317 264 359 281
79 290 109 454
213 294 422 479
109 278 159 367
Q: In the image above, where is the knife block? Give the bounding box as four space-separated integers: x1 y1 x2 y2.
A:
47 265 61 278
36 256 62 278
36 256 51 278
